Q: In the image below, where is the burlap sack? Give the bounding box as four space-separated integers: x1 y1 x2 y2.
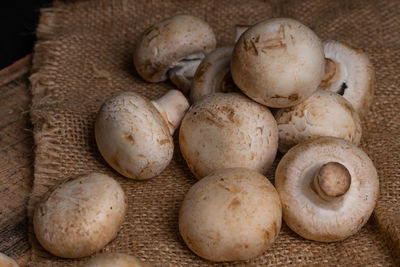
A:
28 0 400 265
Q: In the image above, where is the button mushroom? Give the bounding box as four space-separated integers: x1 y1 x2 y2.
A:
83 253 151 267
179 93 278 179
275 89 362 153
134 15 216 93
0 253 18 267
231 18 325 108
275 137 379 242
234 24 251 42
190 46 236 103
33 173 127 258
179 168 282 262
95 90 189 180
319 40 376 116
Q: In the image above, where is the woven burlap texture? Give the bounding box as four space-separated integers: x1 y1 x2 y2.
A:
28 0 400 266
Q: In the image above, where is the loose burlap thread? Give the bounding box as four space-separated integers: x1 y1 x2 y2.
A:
28 0 400 266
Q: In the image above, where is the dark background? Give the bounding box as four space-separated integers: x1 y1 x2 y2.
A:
0 1 53 69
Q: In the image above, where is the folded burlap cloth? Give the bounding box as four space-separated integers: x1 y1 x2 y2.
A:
28 0 400 265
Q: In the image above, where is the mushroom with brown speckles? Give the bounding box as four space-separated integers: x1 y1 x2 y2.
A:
179 93 278 179
134 15 216 93
33 173 127 258
275 90 362 153
231 18 325 108
190 46 237 103
319 40 376 116
179 168 282 262
83 253 152 267
275 137 379 242
95 90 189 180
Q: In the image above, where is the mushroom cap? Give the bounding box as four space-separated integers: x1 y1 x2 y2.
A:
179 168 282 262
179 93 278 179
234 24 251 43
275 137 379 242
84 253 151 267
0 253 19 267
231 18 325 108
275 90 362 153
190 46 234 103
95 92 173 180
319 40 376 116
33 173 127 258
134 15 216 83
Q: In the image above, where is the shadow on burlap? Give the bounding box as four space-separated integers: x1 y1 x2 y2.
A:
28 0 400 265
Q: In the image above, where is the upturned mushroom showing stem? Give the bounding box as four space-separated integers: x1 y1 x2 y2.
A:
312 162 351 202
134 15 216 93
275 137 379 242
95 90 189 180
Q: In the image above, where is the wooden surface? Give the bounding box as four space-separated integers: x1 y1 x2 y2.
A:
0 55 32 88
0 56 33 266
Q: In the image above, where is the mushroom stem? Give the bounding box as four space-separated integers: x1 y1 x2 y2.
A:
320 58 343 91
234 24 250 42
313 162 351 201
168 53 205 93
151 90 190 134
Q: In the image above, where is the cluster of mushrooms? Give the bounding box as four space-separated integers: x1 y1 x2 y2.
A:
27 15 379 266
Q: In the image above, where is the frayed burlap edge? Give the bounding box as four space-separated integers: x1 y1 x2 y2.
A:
28 1 76 261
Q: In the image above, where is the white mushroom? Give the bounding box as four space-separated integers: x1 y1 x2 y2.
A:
0 252 19 267
234 24 251 43
275 90 362 153
179 168 282 262
179 93 278 179
231 18 325 108
275 137 379 242
190 46 236 103
33 173 127 258
83 253 151 267
134 15 216 93
319 40 376 116
95 90 189 180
